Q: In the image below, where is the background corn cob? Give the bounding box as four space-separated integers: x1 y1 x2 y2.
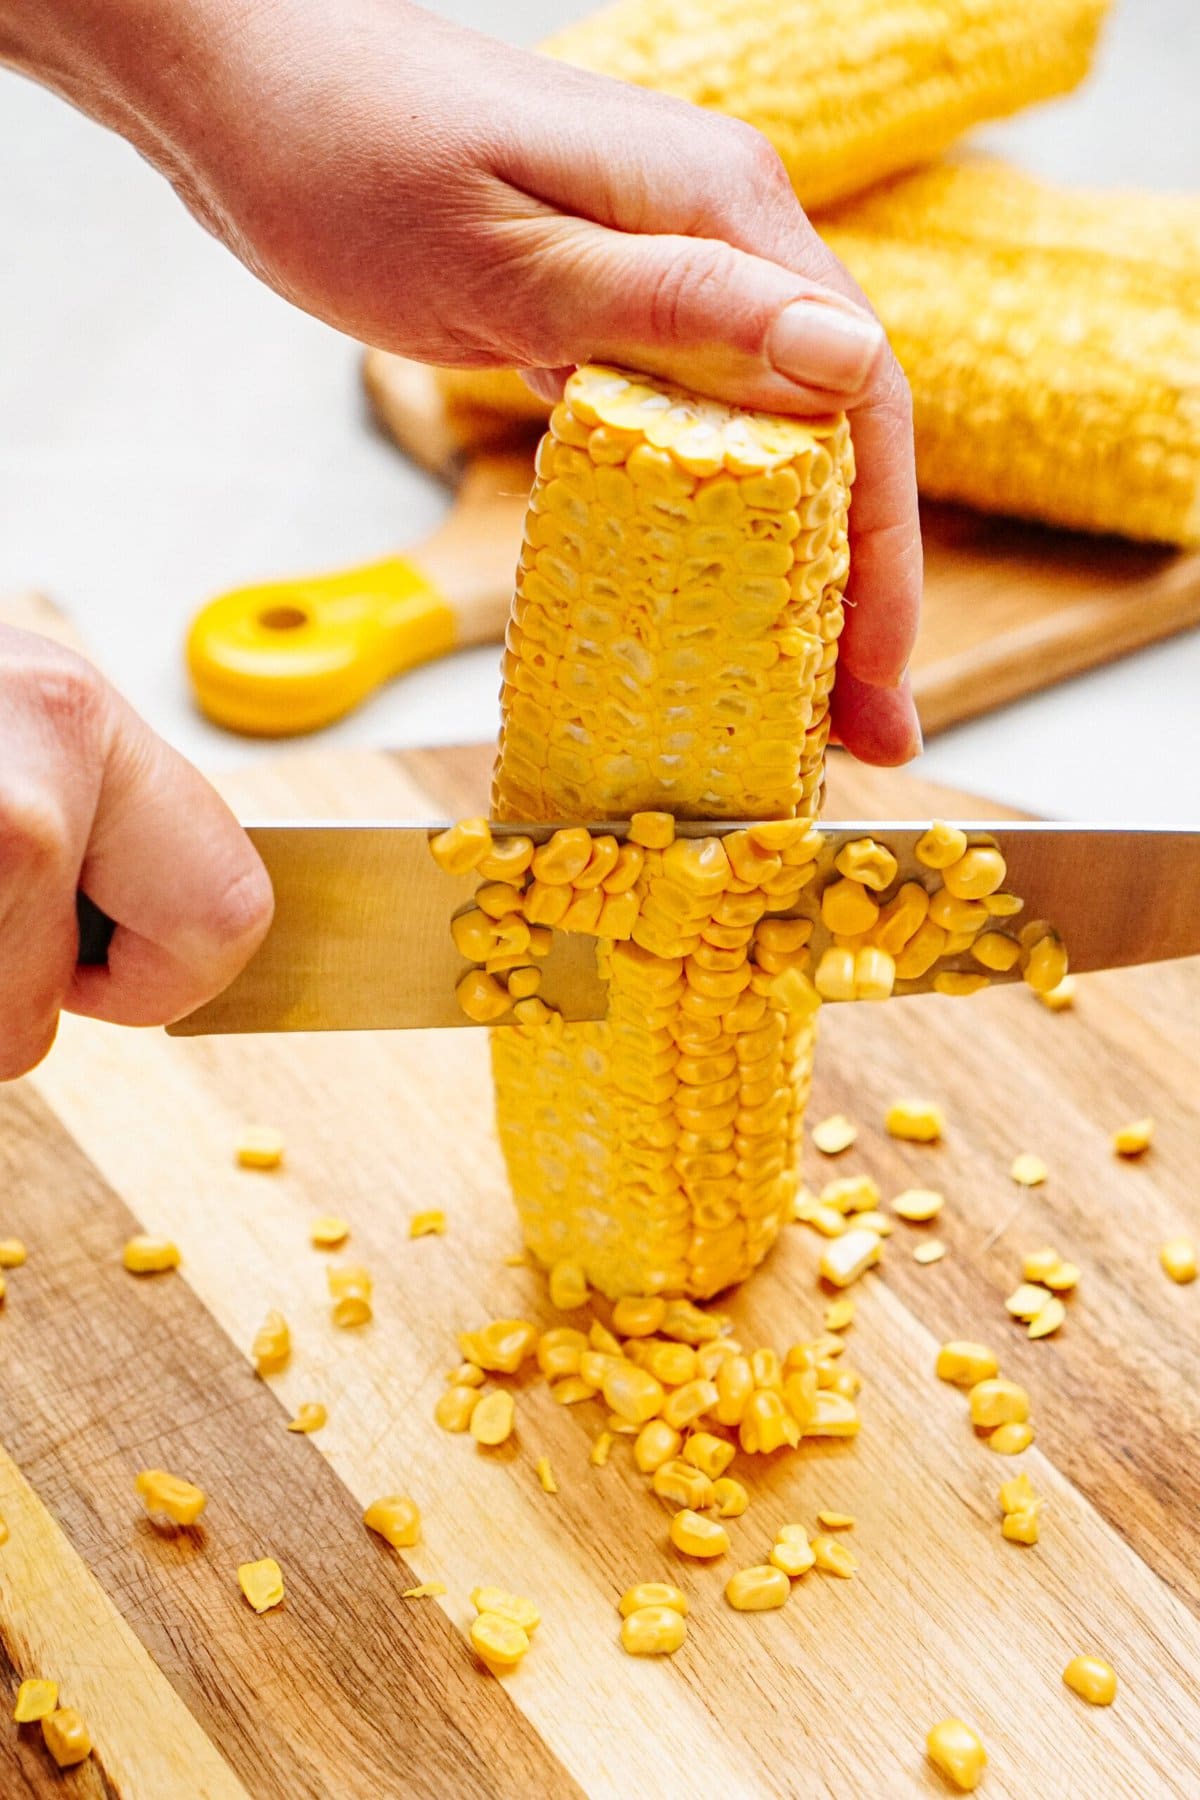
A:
822 162 1200 544
541 0 1109 211
489 365 852 1299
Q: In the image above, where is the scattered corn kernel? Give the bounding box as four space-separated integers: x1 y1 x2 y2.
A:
0 1239 26 1268
13 1680 58 1723
620 1605 687 1656
725 1564 790 1611
401 1582 447 1599
363 1495 421 1548
1024 932 1069 995
535 1455 559 1494
892 1187 944 1223
618 1582 688 1619
238 1558 285 1613
885 1099 945 1143
914 1240 947 1265
810 1534 856 1577
1022 1246 1061 1282
310 1215 349 1249
1113 1117 1154 1156
652 1460 714 1511
604 1362 667 1425
1006 1282 1053 1320
635 1420 683 1474
435 1386 482 1432
41 1708 92 1768
589 1431 613 1468
135 1469 206 1528
711 1477 749 1518
286 1402 327 1435
121 1234 181 1276
999 1473 1038 1515
936 1342 998 1386
853 1210 893 1237
1010 1153 1047 1187
681 1432 735 1480
471 1390 516 1447
470 1611 530 1668
1063 1655 1118 1706
471 1586 540 1633
811 1113 857 1155
816 1511 855 1530
969 1378 1030 1429
327 1264 373 1328
988 1422 1035 1455
1042 1261 1081 1292
820 1175 881 1216
1038 974 1076 1010
770 1535 816 1578
459 1318 538 1374
611 1296 666 1338
669 1509 729 1559
409 1210 446 1238
1002 1508 1040 1545
926 1718 987 1792
824 1298 855 1331
0 1513 7 1545
549 1259 589 1311
1160 1237 1198 1284
819 1228 882 1289
236 1126 284 1170
1028 1298 1066 1339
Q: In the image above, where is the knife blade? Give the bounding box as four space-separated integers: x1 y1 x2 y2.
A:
144 820 1200 1037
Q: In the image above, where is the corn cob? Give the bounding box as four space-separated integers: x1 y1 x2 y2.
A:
541 0 1109 212
822 162 1200 544
486 365 852 1299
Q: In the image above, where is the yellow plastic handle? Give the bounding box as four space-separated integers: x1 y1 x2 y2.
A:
186 556 457 736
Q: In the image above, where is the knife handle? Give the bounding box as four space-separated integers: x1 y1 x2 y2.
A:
76 892 116 967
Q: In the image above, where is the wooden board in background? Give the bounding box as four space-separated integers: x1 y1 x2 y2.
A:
364 351 1200 738
0 703 1197 1794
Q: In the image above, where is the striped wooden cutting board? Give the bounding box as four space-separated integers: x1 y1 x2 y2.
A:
1 600 1198 1796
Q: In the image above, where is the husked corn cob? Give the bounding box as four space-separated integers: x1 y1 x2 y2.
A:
541 0 1109 211
822 162 1200 544
487 365 852 1299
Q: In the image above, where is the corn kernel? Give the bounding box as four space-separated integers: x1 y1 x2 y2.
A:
589 1431 613 1468
971 931 1021 973
852 1210 894 1238
662 1379 719 1431
711 1476 749 1518
41 1708 92 1768
122 1235 181 1275
914 1240 947 1265
310 1215 349 1249
820 1175 880 1216
238 1558 285 1613
1038 975 1076 1010
681 1432 735 1480
810 1534 856 1577
409 1210 445 1238
891 1188 944 1223
363 1494 421 1548
926 1718 987 1791
814 947 856 1002
402 1582 447 1599
1160 1237 1198 1284
824 1298 855 1331
456 969 511 1023
471 1390 516 1447
821 877 880 936
1011 1153 1047 1187
590 1320 624 1356
725 1564 790 1611
134 1467 207 1527
430 817 492 876
936 1342 999 1386
885 1099 945 1143
471 1586 540 1633
1022 1246 1061 1282
460 1319 538 1374
943 846 1006 900
1113 1116 1154 1156
435 1386 481 1433
327 1264 373 1328
534 1455 559 1494
236 1126 284 1170
816 1511 855 1530
769 1534 815 1578
652 1459 714 1510
0 1513 7 1544
669 1509 729 1559
286 1402 327 1434
620 1604 687 1655
810 1113 857 1155
478 834 534 883
1002 1507 1040 1545
548 1259 589 1311
834 837 898 891
969 1379 1030 1429
1042 1261 1081 1292
470 1611 530 1668
551 1376 597 1405
251 1311 290 1375
618 1582 688 1619
988 1421 1035 1455
634 1419 684 1473
999 1474 1039 1515
612 1296 667 1338
1024 932 1069 994
0 1238 26 1268
628 811 675 850
915 823 968 870
819 1228 882 1289
13 1679 57 1723
1028 1298 1066 1339
1006 1282 1053 1320
1063 1655 1118 1706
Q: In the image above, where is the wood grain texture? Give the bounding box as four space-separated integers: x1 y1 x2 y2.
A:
362 351 1200 739
0 736 1193 1798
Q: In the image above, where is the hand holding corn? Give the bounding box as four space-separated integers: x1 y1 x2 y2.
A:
2 0 923 766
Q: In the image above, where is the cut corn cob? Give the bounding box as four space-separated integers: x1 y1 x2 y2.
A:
822 162 1200 545
541 0 1108 212
489 365 852 1298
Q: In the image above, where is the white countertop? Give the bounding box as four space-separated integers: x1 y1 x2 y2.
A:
2 0 1197 820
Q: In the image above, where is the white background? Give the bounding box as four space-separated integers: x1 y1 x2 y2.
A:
1 0 1197 817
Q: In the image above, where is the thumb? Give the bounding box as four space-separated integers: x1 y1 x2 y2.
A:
503 215 888 415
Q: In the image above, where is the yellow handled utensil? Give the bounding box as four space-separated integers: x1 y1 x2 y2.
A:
186 452 530 736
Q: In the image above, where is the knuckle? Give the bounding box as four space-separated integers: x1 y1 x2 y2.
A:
25 649 105 749
724 120 792 196
205 857 275 958
645 239 739 342
0 785 71 875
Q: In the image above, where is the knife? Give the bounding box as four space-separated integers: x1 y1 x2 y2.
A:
74 822 1200 1036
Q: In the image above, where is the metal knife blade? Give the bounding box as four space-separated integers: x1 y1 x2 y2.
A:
161 821 1200 1036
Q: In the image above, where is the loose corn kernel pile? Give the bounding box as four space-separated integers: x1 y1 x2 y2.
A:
937 1345 1035 1456
1005 1245 1080 1340
469 1587 540 1673
999 1472 1044 1546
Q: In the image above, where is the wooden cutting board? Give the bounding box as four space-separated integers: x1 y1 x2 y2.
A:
364 352 1200 738
2 599 1199 1797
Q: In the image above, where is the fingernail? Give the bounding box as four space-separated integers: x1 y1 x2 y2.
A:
768 299 885 392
